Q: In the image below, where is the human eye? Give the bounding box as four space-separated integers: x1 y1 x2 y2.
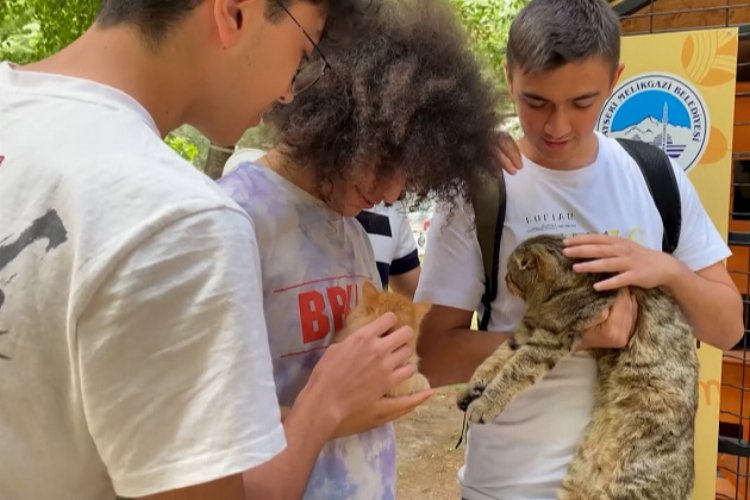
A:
573 99 595 109
525 98 546 109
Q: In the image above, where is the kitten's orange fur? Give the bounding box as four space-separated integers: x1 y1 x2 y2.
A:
335 281 431 397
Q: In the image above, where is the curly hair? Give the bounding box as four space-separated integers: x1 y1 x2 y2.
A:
263 0 504 205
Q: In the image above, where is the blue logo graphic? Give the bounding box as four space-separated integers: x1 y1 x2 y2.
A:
597 73 709 172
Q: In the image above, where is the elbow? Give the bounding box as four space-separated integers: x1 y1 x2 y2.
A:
717 295 745 351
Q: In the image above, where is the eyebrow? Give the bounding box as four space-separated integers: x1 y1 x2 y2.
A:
521 91 601 102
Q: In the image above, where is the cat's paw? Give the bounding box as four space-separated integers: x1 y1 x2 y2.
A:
465 394 502 425
457 383 486 412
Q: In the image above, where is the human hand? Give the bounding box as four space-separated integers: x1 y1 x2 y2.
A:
563 234 678 291
332 390 433 438
494 131 522 175
303 313 417 425
579 287 638 350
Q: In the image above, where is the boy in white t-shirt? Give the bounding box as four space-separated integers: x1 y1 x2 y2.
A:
218 1 510 497
415 1 744 499
0 1 421 499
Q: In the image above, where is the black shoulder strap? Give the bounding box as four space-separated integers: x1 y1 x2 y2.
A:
615 138 681 254
470 173 506 331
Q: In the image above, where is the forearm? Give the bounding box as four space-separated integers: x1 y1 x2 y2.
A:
389 267 420 300
664 261 744 350
243 385 339 499
419 327 510 387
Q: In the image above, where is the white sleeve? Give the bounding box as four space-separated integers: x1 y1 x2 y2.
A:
414 200 485 311
670 160 731 270
77 209 285 498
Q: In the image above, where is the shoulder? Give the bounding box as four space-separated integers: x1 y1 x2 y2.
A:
218 163 294 222
596 134 641 170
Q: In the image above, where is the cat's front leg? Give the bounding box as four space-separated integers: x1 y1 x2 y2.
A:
457 342 516 411
466 341 569 424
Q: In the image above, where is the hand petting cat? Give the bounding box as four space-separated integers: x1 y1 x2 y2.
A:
563 232 744 350
564 234 667 350
562 233 678 291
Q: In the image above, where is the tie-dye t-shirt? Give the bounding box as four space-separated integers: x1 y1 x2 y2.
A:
219 162 396 500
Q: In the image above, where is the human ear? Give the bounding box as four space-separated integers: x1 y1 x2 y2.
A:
609 62 625 93
213 0 263 48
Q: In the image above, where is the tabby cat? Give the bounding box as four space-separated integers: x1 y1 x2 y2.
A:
335 280 431 397
457 234 698 499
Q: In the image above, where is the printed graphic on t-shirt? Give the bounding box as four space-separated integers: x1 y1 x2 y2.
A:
524 210 577 233
522 209 645 245
273 275 364 346
0 210 68 360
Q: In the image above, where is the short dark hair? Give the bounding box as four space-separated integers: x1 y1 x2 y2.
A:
507 0 621 74
97 0 367 48
264 0 503 206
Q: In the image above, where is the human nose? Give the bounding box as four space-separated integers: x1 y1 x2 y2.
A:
544 106 572 138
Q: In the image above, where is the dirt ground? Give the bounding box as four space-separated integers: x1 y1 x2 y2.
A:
394 384 467 500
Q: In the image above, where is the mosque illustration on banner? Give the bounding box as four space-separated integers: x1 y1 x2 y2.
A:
609 102 688 159
597 74 709 172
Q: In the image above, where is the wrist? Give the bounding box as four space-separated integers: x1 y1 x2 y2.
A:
292 376 343 439
661 255 688 294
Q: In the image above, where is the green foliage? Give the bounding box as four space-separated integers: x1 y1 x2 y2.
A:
0 0 39 64
452 0 526 86
165 133 201 164
0 0 100 64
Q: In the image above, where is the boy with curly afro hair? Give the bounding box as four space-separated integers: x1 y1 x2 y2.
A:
218 0 506 497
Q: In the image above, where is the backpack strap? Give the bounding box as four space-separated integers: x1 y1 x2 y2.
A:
470 173 506 331
615 138 682 254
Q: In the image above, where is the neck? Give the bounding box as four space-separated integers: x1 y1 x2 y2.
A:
23 23 197 138
262 150 323 199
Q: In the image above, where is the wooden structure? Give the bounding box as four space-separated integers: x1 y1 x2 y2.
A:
610 1 749 498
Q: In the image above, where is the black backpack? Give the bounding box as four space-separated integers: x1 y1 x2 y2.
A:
471 138 682 331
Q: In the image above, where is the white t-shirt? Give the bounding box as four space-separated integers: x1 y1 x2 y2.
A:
416 132 730 500
0 62 286 499
355 202 420 288
219 162 397 500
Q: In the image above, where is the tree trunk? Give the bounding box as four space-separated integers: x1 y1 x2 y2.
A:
204 143 235 180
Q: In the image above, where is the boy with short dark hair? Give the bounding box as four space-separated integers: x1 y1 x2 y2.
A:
416 1 743 498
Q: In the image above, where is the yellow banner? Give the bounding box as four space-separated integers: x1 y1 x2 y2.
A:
597 28 739 499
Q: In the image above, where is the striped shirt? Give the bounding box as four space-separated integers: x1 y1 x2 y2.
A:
355 202 420 288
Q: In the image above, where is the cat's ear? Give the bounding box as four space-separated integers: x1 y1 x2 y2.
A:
361 280 380 302
413 302 432 322
519 253 538 271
